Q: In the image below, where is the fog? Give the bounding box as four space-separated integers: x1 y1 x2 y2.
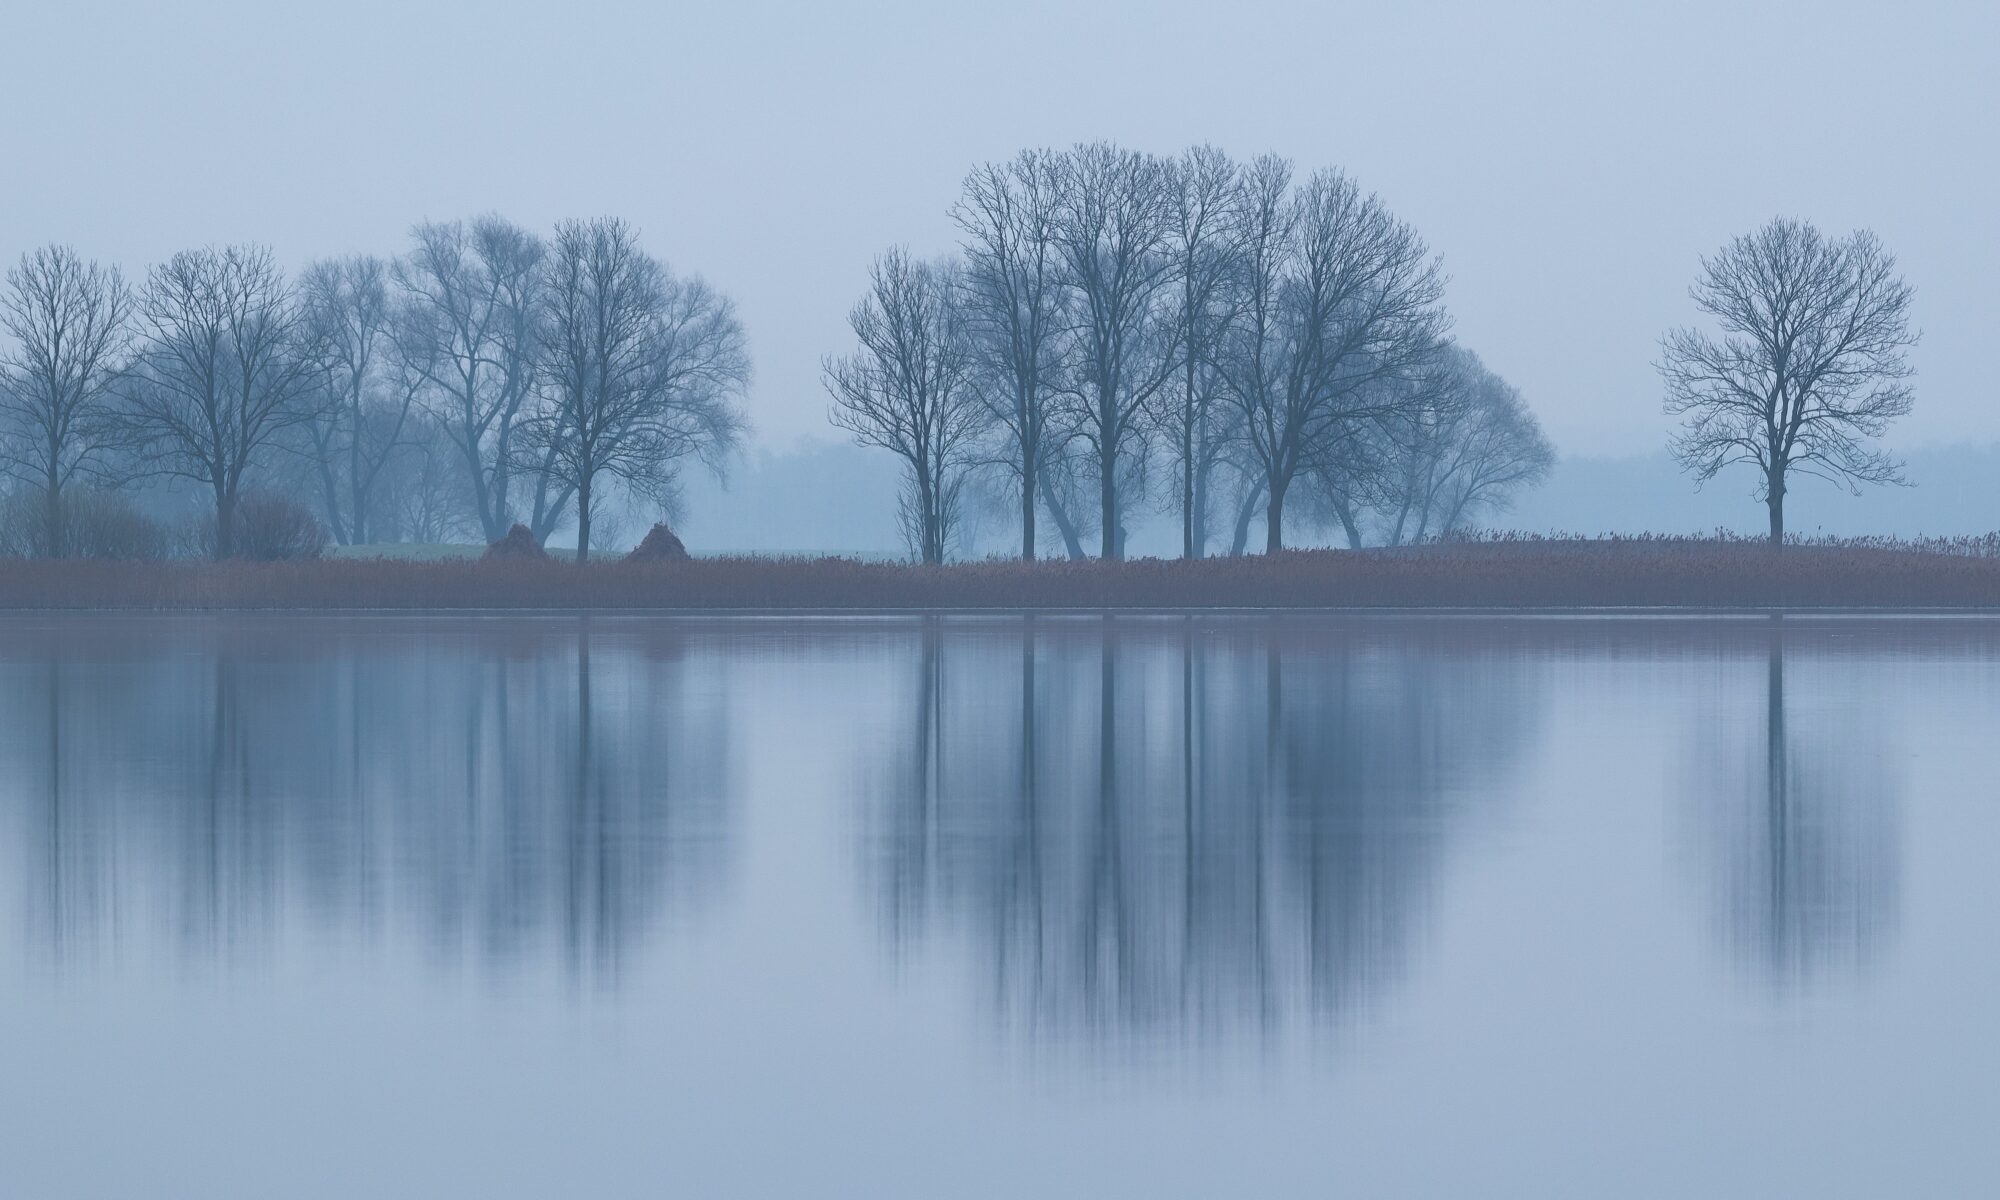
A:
5 0 1995 475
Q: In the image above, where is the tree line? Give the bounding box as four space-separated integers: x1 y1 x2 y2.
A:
3 159 1920 564
825 142 1556 562
0 217 748 560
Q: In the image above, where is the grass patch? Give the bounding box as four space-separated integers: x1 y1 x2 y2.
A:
6 533 2000 610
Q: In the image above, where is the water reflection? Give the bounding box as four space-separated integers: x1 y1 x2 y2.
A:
864 616 1542 1048
4 618 731 984
0 612 1939 1023
1690 619 1900 984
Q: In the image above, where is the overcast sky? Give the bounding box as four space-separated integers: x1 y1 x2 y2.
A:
4 0 1992 459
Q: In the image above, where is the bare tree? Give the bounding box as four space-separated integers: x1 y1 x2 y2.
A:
1158 146 1243 558
526 217 748 561
953 150 1067 559
826 250 982 563
1426 350 1552 536
1050 142 1180 560
380 422 475 544
0 246 131 556
299 256 422 544
120 245 325 557
1661 218 1917 544
1360 346 1552 544
393 216 545 542
1217 162 1448 551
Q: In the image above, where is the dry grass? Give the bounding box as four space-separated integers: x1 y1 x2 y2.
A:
5 532 2000 610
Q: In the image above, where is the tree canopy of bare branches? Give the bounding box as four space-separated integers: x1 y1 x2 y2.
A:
119 245 325 558
1218 162 1450 552
953 150 1067 560
526 217 749 562
299 255 421 544
0 246 131 556
1050 142 1181 560
1660 217 1917 544
394 216 546 542
825 249 982 564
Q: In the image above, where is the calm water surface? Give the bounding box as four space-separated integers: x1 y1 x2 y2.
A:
2 613 1996 1198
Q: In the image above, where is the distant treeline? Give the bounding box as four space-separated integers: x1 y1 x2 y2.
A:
0 219 748 561
824 142 1554 563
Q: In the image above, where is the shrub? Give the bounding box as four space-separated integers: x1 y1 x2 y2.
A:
0 488 172 560
193 491 328 561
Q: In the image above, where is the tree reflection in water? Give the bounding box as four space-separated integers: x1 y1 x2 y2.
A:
863 615 1543 1050
1689 618 1899 985
4 617 732 986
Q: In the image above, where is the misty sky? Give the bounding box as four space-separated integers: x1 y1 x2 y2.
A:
4 0 1993 460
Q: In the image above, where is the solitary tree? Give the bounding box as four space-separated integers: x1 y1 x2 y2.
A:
120 245 325 557
826 250 981 564
528 218 748 561
0 246 131 556
1660 218 1917 544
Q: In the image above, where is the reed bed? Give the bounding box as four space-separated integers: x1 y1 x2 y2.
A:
5 534 2000 610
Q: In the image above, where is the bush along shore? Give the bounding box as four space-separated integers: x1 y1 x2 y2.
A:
7 533 2000 612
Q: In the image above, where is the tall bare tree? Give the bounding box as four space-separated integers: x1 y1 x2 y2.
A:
1217 163 1448 551
299 256 422 544
527 217 748 561
0 246 131 556
1159 146 1243 558
826 250 982 564
1050 142 1180 560
393 216 545 542
1661 218 1917 544
120 245 325 557
953 150 1067 559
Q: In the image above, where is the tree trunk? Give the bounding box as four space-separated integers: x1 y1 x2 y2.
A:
1021 442 1037 561
1229 478 1264 557
1037 470 1087 561
1333 497 1365 550
1099 463 1119 561
574 475 592 563
43 466 62 559
1181 414 1195 560
1264 475 1288 553
214 485 236 560
1766 467 1785 547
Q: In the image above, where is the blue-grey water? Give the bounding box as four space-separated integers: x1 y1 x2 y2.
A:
2 613 1995 1198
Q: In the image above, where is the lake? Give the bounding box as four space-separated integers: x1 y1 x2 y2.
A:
2 613 1996 1198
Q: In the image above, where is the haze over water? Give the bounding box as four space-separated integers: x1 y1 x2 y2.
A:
2 614 1995 1197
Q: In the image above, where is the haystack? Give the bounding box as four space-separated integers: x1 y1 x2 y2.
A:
625 523 690 562
483 523 548 560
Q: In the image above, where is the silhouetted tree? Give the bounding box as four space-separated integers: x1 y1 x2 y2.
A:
1159 146 1244 558
1050 143 1180 560
393 216 546 541
119 245 325 558
299 255 421 544
1660 218 1917 545
826 250 982 563
525 218 748 561
0 246 131 556
953 151 1068 560
1216 162 1449 551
